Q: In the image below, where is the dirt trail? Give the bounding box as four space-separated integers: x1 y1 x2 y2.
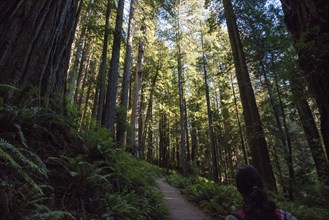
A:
156 178 213 220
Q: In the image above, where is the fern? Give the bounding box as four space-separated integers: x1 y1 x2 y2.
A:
0 138 44 194
32 210 76 220
14 123 28 148
0 138 47 177
0 83 19 91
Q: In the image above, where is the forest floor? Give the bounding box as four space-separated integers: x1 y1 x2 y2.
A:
156 178 214 220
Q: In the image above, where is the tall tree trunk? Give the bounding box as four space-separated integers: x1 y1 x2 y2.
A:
81 60 96 128
289 75 329 179
214 90 223 180
74 41 88 104
273 73 295 200
165 116 171 170
77 54 91 110
141 66 160 159
262 63 293 199
201 30 219 181
147 120 153 162
184 98 191 162
68 37 85 101
159 113 167 167
130 41 144 156
117 0 135 145
223 0 276 190
97 0 112 123
190 119 198 162
103 0 125 134
92 85 99 119
177 43 188 177
220 90 235 180
138 87 145 159
229 73 248 165
0 0 79 110
280 0 329 162
67 0 91 101
175 130 180 170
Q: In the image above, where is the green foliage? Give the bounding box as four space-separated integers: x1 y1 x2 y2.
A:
112 151 163 189
80 126 115 151
0 137 61 219
0 105 168 219
32 211 76 220
277 180 329 220
182 182 241 214
277 201 329 220
166 174 241 218
0 138 45 194
106 186 168 220
166 173 199 188
167 173 329 220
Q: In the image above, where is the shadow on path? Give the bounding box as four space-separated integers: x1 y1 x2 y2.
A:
156 178 213 220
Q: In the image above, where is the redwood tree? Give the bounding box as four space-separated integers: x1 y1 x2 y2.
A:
97 0 112 123
117 0 136 145
222 0 276 190
0 0 80 110
280 1 329 161
103 0 125 134
200 28 219 182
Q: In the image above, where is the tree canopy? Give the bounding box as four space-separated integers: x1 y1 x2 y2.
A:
1 0 329 219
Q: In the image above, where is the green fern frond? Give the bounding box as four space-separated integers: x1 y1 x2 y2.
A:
0 138 47 177
20 148 48 177
14 122 48 176
32 210 76 220
0 83 19 91
0 139 43 195
14 123 28 148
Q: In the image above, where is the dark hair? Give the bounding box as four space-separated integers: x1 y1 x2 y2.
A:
235 165 277 220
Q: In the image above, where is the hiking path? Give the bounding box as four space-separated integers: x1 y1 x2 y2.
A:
156 178 214 220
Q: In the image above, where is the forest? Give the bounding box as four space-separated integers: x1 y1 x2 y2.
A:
0 0 329 219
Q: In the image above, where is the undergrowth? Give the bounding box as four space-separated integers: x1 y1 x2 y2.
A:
166 174 241 219
0 105 168 219
166 174 329 220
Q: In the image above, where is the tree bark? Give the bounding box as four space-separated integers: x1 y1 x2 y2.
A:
147 119 153 162
74 41 88 104
223 0 276 190
68 36 85 101
220 89 235 181
103 0 125 134
97 0 112 124
280 0 329 161
130 41 144 156
138 87 145 158
0 0 79 110
177 43 188 177
262 62 294 199
77 53 91 110
117 0 135 145
289 75 329 179
201 30 219 181
190 119 198 162
184 98 191 162
229 73 248 165
91 83 99 119
159 113 168 167
273 74 295 200
140 65 160 160
81 60 96 128
67 0 91 101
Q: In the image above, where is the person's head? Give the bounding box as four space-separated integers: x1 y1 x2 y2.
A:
235 165 264 199
235 165 277 220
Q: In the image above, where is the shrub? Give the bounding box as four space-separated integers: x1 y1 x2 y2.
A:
0 106 168 219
